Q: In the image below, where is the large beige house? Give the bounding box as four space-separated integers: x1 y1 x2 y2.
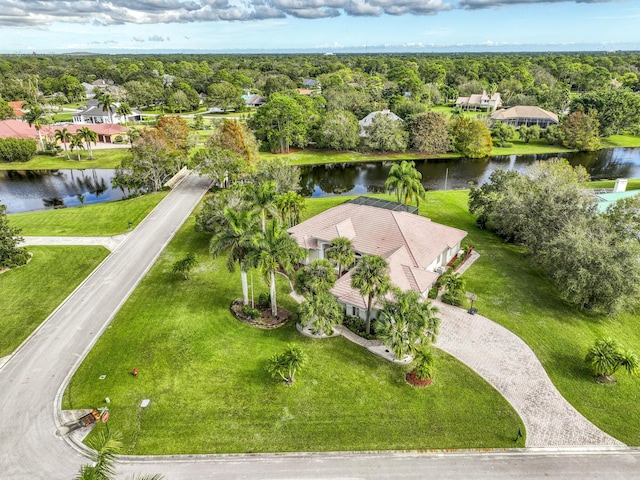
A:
455 91 502 112
491 105 559 128
288 197 467 319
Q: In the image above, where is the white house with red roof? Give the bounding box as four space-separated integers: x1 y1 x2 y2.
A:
288 197 467 319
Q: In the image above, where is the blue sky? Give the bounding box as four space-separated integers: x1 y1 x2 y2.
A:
0 1 639 53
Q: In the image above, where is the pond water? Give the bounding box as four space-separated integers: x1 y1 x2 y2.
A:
0 169 122 214
300 148 640 197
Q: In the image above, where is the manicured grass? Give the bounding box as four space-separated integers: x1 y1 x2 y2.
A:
587 178 640 190
0 148 130 171
260 149 458 166
492 139 573 156
601 135 640 148
52 113 73 122
9 193 167 236
0 246 109 357
64 215 523 454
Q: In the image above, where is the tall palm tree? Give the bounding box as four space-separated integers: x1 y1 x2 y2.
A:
23 105 46 150
54 127 71 160
251 219 305 316
78 126 98 159
209 208 259 305
69 134 85 161
384 160 426 206
326 236 355 277
97 93 116 124
294 258 337 297
374 290 440 360
350 254 391 334
116 102 133 125
245 181 278 232
275 191 306 228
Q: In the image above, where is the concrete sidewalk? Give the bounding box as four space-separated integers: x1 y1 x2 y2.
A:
21 234 128 252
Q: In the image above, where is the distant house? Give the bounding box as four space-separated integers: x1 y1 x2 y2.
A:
358 109 403 137
288 197 467 320
242 94 267 108
296 88 313 96
302 78 319 89
0 120 128 144
491 106 559 129
72 100 142 125
0 119 38 140
8 101 25 118
455 91 502 112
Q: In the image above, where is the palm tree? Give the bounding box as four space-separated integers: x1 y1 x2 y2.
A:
97 93 116 124
410 346 435 382
69 134 85 161
384 161 426 206
245 181 278 232
350 254 391 334
374 290 440 360
585 338 639 381
294 259 337 297
172 252 198 280
275 191 306 228
326 237 355 277
78 126 98 159
267 344 307 385
23 105 46 150
210 208 259 305
298 290 343 336
116 102 133 125
251 219 305 316
54 127 71 160
75 429 164 480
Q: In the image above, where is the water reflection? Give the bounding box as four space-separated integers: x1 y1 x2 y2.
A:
300 148 640 197
0 169 122 213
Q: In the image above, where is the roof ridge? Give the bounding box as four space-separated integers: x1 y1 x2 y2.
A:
390 212 419 268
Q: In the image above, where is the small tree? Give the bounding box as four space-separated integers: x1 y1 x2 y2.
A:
490 122 516 147
452 117 493 158
518 125 541 144
441 273 466 307
412 347 435 381
0 204 29 269
561 110 601 152
298 291 343 336
267 344 307 386
172 253 198 280
585 338 639 382
295 259 337 296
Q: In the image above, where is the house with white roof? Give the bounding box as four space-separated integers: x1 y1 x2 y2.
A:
455 91 502 112
288 197 467 320
358 109 403 137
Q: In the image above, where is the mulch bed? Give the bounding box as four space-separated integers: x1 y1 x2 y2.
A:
405 371 433 387
230 299 291 329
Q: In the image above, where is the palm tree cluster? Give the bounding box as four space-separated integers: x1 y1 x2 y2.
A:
585 338 639 382
53 127 97 161
267 343 307 386
208 182 307 317
295 259 343 336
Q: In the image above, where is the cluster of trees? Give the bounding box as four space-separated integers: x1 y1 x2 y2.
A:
469 159 640 312
112 115 190 194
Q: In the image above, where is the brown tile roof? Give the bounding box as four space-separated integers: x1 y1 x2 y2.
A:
289 201 466 302
491 105 559 123
8 101 25 118
0 119 37 139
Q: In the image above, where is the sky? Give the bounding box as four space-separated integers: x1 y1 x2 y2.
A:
0 0 639 53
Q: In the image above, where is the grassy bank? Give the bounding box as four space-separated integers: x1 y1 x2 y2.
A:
9 192 167 236
64 215 523 454
0 148 129 171
0 246 109 357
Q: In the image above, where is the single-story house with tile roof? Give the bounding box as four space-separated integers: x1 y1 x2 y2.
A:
72 100 142 125
8 101 25 118
491 105 559 129
242 94 267 108
288 196 467 319
455 91 502 112
0 119 38 139
358 109 403 137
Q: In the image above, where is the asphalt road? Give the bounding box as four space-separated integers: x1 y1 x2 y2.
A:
0 174 212 480
2 173 639 480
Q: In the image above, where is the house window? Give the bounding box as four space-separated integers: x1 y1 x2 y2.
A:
351 306 359 317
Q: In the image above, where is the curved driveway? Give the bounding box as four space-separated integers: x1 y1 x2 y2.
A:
0 174 212 479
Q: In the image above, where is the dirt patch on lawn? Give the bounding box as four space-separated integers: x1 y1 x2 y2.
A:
230 299 291 329
405 371 433 387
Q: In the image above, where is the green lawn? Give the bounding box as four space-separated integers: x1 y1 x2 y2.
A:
0 246 109 357
587 178 640 190
9 192 167 236
0 148 130 171
64 215 523 454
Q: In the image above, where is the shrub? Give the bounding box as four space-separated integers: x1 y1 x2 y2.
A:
242 305 261 319
442 290 465 307
427 287 439 299
0 138 38 162
343 315 377 339
257 292 270 307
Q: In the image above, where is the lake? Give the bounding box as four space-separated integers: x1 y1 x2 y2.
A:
0 169 122 214
299 148 640 197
